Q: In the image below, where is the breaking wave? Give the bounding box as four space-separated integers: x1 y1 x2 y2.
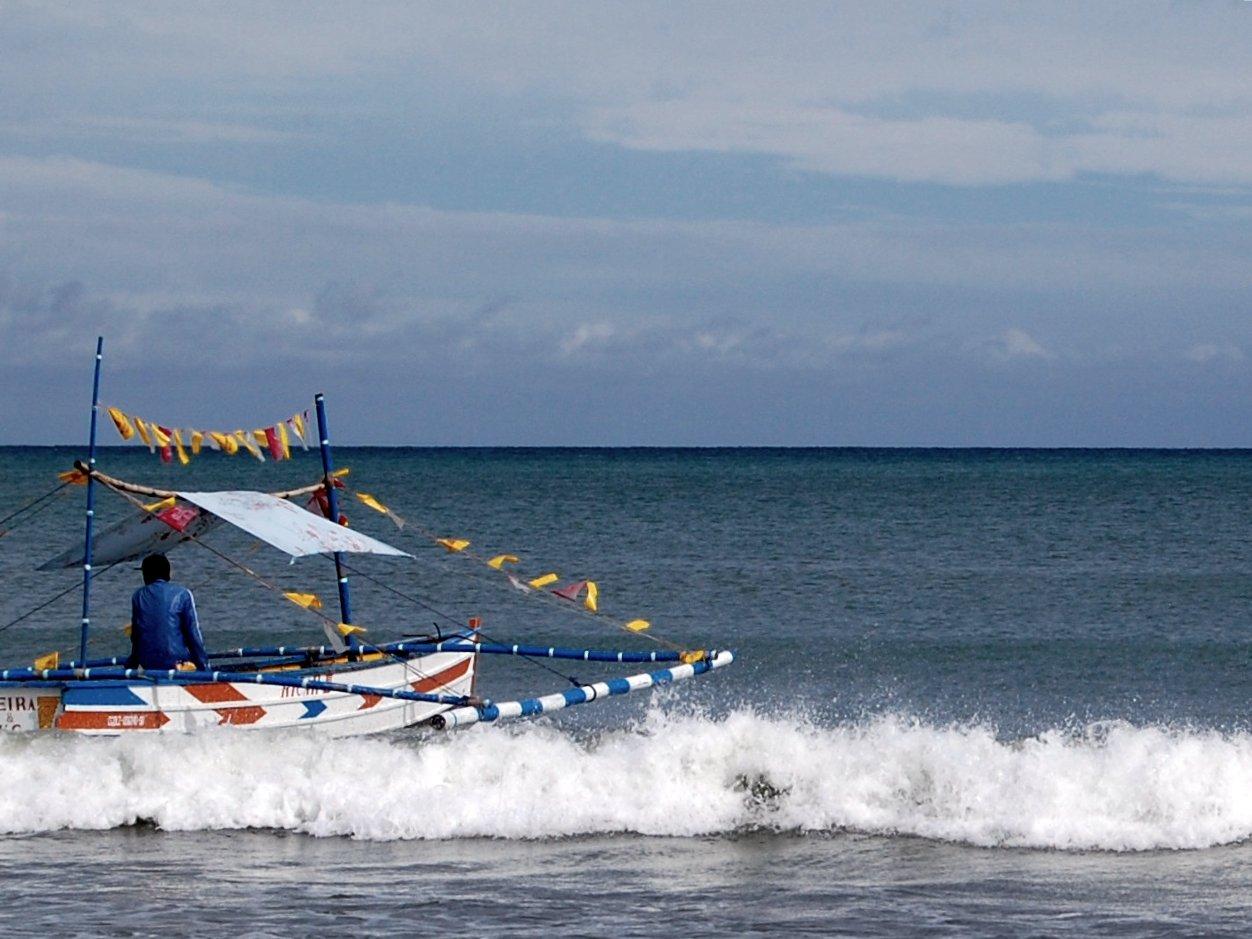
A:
2 709 1251 851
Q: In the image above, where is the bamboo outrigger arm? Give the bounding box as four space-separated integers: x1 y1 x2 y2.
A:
431 650 735 729
72 460 333 501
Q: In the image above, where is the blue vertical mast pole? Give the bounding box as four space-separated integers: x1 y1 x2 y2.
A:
79 336 104 661
314 393 356 650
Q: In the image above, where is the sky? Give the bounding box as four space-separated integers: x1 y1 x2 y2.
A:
1 1 1250 446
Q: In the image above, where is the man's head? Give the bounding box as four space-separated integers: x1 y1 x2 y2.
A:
141 553 171 585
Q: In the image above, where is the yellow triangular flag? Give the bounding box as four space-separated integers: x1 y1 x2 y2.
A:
277 421 291 459
625 619 651 632
291 414 309 450
134 418 155 452
355 492 388 514
355 491 405 528
680 650 706 664
236 431 265 461
437 538 471 553
252 429 268 447
58 469 88 486
283 592 323 610
107 407 135 440
152 425 171 447
337 623 367 637
584 581 599 613
190 430 204 455
488 554 519 570
528 572 559 589
33 651 59 671
143 496 176 512
172 429 190 466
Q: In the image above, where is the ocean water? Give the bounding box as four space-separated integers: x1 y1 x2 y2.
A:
1 446 1251 935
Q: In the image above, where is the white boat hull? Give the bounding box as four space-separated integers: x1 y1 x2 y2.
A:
1 650 477 737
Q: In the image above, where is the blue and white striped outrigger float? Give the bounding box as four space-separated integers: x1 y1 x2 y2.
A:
0 339 733 737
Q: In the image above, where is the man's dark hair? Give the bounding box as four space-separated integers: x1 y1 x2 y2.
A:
141 554 171 585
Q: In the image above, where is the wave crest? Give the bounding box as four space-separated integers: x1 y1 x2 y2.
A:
2 710 1250 850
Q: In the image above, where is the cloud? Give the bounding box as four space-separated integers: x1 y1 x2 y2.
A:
1002 328 1050 359
0 154 1248 381
559 321 616 355
1 4 1251 445
4 4 1252 189
3 154 1246 315
971 328 1053 362
589 101 1252 188
1185 342 1245 364
0 145 1247 444
587 102 1063 187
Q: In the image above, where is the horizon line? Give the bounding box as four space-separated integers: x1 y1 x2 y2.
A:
3 443 1252 453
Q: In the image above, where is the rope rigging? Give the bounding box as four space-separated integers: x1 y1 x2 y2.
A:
0 562 121 635
340 484 688 653
336 557 585 687
0 480 72 538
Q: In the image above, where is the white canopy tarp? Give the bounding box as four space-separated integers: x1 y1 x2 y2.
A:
177 490 411 559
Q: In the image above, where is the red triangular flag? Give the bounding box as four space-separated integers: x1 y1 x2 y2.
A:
552 580 587 601
157 426 175 464
308 489 331 519
264 426 283 460
307 488 347 525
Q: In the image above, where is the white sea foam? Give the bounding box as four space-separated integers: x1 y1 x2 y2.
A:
2 710 1251 850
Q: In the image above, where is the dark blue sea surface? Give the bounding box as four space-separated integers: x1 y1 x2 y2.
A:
1 446 1251 935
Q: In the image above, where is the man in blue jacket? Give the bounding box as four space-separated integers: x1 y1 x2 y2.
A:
127 554 209 671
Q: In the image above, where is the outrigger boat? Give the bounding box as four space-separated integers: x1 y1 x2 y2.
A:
0 338 733 736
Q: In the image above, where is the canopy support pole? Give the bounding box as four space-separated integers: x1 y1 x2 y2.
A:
315 393 356 651
78 337 104 661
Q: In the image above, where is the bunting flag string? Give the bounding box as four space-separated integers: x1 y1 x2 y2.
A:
369 493 673 646
100 404 314 467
